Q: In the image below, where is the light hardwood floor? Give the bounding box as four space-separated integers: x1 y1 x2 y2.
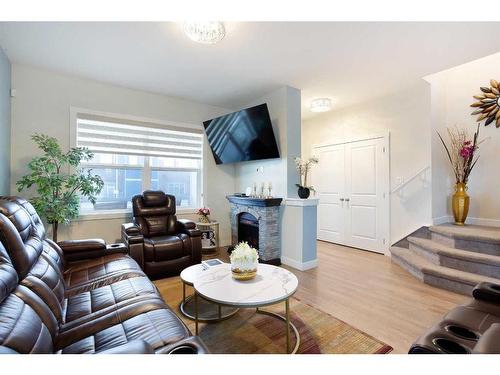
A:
155 241 468 354
286 241 467 353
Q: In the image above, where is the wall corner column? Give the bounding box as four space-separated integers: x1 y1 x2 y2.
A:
281 198 318 271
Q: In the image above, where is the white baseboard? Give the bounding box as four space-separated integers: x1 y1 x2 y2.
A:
281 256 318 271
432 216 452 225
432 215 500 228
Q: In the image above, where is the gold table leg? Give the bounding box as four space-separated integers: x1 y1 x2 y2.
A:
285 298 290 354
255 307 300 354
195 291 199 335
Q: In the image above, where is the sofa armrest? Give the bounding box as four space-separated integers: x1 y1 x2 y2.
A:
472 282 500 304
121 223 145 268
58 239 107 262
157 336 209 354
177 219 201 237
122 222 142 237
106 243 128 255
121 223 144 244
99 340 155 354
473 323 500 353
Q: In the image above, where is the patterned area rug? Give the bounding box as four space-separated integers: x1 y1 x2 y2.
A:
156 279 392 354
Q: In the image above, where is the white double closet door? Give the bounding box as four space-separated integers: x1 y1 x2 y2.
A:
313 136 389 254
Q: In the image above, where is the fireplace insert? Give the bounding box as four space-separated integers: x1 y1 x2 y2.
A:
238 212 259 250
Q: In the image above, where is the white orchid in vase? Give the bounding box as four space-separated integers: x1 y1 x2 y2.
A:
294 156 319 199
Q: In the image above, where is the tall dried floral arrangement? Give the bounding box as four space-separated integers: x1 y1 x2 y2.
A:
437 125 484 184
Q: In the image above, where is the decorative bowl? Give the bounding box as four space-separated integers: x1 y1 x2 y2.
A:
231 267 257 281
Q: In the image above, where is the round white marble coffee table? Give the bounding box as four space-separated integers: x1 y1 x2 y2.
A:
179 264 239 322
193 263 300 354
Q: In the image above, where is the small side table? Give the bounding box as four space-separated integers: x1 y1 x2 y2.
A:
179 264 238 322
196 221 220 254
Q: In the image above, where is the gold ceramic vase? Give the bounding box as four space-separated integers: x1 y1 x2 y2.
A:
452 182 469 226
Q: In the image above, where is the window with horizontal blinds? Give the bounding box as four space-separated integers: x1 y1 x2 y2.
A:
76 118 203 160
76 113 203 214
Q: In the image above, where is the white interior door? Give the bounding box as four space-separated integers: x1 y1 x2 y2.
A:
344 138 387 253
313 136 389 254
315 144 345 244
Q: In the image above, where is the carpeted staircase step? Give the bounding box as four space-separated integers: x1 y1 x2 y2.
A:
429 224 500 256
408 236 500 278
390 246 500 295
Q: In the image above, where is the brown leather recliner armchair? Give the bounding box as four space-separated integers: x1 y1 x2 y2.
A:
121 191 202 279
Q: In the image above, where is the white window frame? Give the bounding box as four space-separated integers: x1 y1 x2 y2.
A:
70 107 205 220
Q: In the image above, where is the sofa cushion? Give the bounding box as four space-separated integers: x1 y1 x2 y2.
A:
144 216 169 237
0 244 17 304
142 191 168 207
59 308 189 354
0 212 44 280
62 276 159 325
0 292 54 354
64 253 145 295
144 235 184 262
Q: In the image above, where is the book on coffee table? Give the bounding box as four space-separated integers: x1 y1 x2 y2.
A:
201 258 224 270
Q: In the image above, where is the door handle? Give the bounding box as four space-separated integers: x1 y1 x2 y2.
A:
339 198 345 201
345 198 350 202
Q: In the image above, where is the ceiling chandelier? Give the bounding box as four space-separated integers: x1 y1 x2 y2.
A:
310 98 333 113
183 21 226 44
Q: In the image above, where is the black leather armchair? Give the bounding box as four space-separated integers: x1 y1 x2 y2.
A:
121 191 202 279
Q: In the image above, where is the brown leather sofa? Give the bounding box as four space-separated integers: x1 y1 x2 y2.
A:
0 196 207 354
409 282 500 353
121 191 202 279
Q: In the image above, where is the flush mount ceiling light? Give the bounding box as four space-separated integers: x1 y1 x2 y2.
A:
310 98 333 113
183 21 226 44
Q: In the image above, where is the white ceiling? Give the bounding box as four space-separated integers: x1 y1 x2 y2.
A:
1 22 500 119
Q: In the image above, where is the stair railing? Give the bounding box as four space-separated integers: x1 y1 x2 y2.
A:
391 165 430 197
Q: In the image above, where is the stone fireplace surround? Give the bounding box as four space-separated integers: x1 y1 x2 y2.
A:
226 195 282 265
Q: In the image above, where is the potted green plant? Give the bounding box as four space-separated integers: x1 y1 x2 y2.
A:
16 134 104 241
294 156 319 199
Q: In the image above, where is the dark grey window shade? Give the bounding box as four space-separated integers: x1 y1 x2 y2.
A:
76 116 203 160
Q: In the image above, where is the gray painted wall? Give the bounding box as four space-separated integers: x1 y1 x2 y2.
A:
0 47 10 195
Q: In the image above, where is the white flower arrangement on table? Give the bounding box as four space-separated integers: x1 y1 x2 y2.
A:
230 242 259 280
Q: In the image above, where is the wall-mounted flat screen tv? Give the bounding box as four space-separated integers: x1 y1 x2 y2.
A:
203 103 280 165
